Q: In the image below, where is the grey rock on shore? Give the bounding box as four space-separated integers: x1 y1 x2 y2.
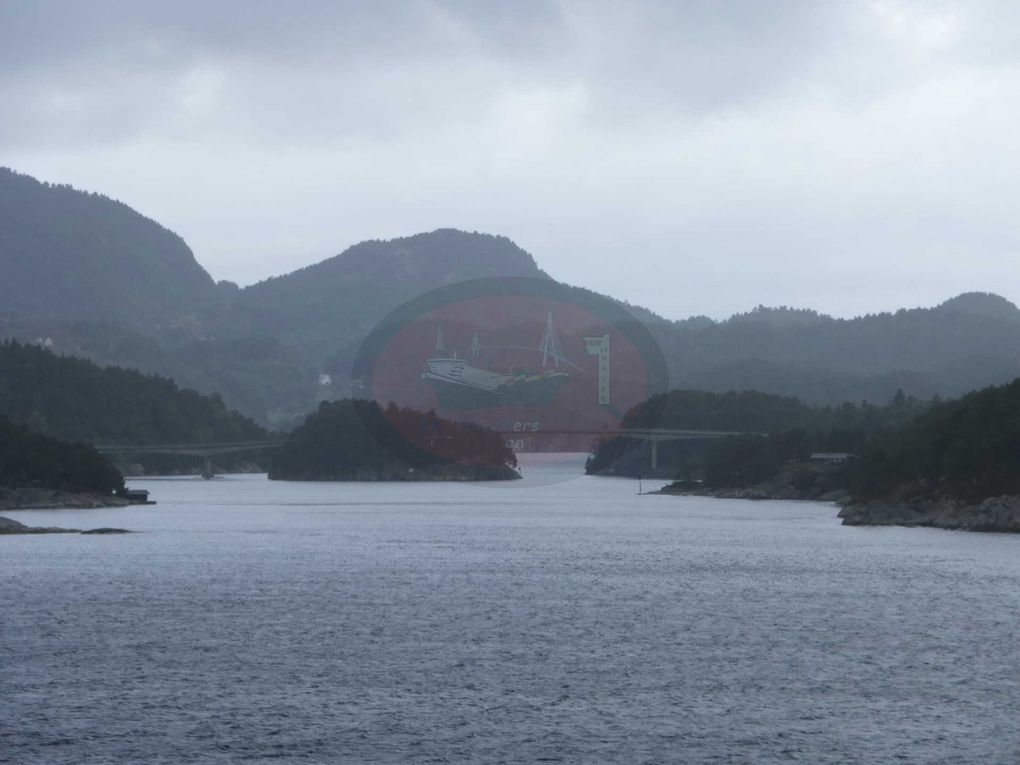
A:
0 516 131 535
838 495 1020 533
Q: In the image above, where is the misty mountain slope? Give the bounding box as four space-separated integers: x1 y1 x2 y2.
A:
224 228 551 360
654 292 1020 403
0 314 318 430
0 167 219 327
233 229 547 325
3 168 1020 422
0 175 565 425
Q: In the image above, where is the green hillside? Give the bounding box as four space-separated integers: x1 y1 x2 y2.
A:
0 167 219 327
227 228 551 373
587 389 814 478
587 387 928 480
3 167 1020 426
848 377 1020 502
0 340 266 445
616 377 1020 523
650 292 1020 404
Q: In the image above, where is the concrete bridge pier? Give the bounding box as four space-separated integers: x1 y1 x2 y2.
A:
201 457 214 480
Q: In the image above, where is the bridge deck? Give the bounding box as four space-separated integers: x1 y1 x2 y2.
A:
93 428 752 477
497 429 748 439
94 428 749 456
94 440 287 457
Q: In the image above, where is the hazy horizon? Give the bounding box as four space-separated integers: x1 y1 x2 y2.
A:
3 1 1019 320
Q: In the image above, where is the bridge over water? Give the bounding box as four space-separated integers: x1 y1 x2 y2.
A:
94 440 287 478
95 428 747 477
495 429 750 470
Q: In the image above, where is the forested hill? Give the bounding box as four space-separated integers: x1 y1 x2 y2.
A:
847 377 1020 502
269 399 519 481
651 292 1020 404
4 167 1020 425
224 229 551 360
586 387 930 479
0 340 266 445
615 378 1020 531
0 167 219 327
587 389 818 477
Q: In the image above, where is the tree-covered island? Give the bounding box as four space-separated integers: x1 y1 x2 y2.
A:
0 340 271 475
269 399 520 481
0 416 127 510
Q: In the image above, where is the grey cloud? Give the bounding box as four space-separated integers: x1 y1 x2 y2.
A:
2 1 1019 319
0 1 860 147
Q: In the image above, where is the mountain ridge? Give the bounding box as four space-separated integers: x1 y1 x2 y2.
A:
0 167 218 327
2 167 1019 426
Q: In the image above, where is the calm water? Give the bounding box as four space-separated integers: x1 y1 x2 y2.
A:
2 456 1018 764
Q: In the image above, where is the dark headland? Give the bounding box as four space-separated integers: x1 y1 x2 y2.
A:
594 381 1020 533
0 416 130 510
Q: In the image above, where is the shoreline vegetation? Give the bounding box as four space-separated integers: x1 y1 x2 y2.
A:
0 416 128 511
0 340 271 476
0 486 132 511
597 380 1020 534
654 479 1020 534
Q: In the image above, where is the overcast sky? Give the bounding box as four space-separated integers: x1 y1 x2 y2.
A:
2 1 1019 320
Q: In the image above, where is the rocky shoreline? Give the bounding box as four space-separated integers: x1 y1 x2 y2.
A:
0 487 133 511
0 516 131 535
838 495 1020 533
655 480 1020 534
653 461 851 504
654 482 850 503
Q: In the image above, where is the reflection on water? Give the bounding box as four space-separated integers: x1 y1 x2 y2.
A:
2 459 1019 763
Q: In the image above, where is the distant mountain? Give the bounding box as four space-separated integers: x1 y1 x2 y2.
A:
0 169 319 425
224 229 550 357
650 291 1020 404
0 173 561 425
3 168 1020 424
935 291 1020 321
0 167 219 327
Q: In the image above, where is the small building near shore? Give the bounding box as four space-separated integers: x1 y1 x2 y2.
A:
117 488 153 504
809 452 856 464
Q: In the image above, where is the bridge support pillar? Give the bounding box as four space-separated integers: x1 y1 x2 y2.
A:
651 440 658 472
202 457 214 480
